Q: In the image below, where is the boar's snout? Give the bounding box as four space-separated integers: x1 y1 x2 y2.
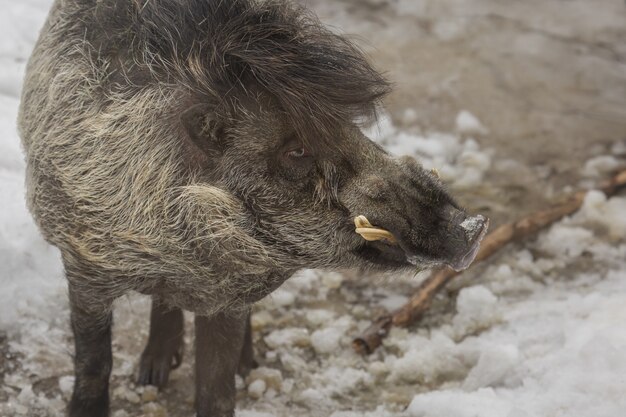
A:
377 203 488 272
343 153 488 271
415 206 489 271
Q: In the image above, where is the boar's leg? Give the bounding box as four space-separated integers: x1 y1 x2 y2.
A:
237 312 257 377
195 311 248 417
138 297 185 388
68 284 113 417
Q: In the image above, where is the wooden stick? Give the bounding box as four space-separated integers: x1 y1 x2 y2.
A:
353 169 626 355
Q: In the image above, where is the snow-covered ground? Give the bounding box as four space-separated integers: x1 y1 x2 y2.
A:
1 1 626 417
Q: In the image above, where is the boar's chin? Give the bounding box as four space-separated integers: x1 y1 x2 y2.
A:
354 241 413 269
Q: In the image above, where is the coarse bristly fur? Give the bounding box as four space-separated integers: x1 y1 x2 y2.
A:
92 0 390 150
18 1 485 416
19 0 391 314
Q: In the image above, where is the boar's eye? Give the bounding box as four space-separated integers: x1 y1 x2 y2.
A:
278 138 315 182
285 146 311 159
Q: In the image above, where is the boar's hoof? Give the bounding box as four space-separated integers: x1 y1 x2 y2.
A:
354 215 397 244
138 343 183 388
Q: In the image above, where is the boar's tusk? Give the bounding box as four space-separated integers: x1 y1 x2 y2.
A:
430 168 440 178
354 215 397 244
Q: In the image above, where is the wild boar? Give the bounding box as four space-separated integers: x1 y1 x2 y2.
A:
17 0 487 416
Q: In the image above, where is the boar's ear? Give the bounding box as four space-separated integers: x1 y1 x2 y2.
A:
180 103 225 156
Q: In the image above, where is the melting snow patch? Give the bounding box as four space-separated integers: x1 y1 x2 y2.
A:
581 155 622 178
455 110 489 135
366 112 493 189
452 286 501 339
310 327 343 354
462 344 520 391
576 190 626 239
538 224 594 258
390 332 468 384
264 328 310 349
408 388 512 417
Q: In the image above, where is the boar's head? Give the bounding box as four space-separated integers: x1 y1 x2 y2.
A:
168 2 488 277
181 94 487 275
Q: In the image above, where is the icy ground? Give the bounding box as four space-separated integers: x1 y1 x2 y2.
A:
2 1 626 417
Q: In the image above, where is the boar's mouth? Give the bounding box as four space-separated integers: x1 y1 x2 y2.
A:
353 213 489 272
354 240 416 269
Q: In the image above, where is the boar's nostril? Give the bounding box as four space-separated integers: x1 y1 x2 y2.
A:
460 214 488 244
448 215 489 271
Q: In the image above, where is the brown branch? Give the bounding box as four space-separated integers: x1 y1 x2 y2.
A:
353 169 626 355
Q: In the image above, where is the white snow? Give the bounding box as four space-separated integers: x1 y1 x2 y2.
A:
310 327 343 354
266 288 296 308
577 190 626 239
581 155 623 178
388 332 469 385
246 367 283 392
408 388 512 417
377 294 409 312
461 344 519 391
247 379 267 400
538 224 595 258
455 110 489 135
1 1 626 417
451 286 501 339
237 411 275 417
264 327 310 349
366 112 494 189
305 309 336 326
321 271 344 289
